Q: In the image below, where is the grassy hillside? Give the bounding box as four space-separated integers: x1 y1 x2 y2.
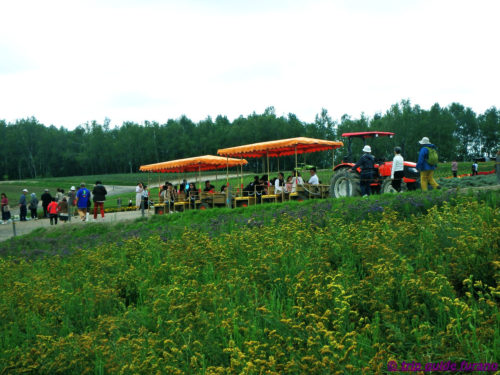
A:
0 190 498 373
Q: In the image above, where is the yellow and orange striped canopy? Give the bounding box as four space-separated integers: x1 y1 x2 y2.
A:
217 137 343 158
140 155 248 173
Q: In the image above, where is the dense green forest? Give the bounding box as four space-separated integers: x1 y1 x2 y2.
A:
0 100 498 180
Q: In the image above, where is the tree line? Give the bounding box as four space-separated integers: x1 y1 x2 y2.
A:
0 100 498 180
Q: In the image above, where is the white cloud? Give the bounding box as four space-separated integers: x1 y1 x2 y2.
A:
0 0 498 128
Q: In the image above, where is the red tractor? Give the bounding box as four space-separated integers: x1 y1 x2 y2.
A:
329 131 420 198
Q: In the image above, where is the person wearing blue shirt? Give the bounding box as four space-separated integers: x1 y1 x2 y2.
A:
416 137 440 191
76 183 91 221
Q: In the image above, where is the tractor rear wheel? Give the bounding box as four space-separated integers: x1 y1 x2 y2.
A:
330 170 361 198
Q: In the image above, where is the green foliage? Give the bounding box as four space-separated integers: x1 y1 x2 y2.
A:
0 102 498 180
0 191 498 373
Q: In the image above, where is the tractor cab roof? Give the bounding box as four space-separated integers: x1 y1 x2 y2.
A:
341 131 395 139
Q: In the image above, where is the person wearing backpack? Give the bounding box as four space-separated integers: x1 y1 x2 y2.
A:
416 137 440 191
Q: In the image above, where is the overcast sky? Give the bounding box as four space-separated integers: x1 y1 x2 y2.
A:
1 0 499 129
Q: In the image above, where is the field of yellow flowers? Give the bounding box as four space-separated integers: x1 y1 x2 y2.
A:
0 192 499 374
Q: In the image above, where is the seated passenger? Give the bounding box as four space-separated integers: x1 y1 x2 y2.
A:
259 175 269 194
243 176 260 196
285 176 293 193
187 182 198 198
158 185 166 203
308 167 319 185
187 182 198 208
165 183 177 204
274 172 285 194
178 183 186 201
292 171 304 192
203 180 215 193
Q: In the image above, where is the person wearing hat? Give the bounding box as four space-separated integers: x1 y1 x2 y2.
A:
41 189 52 218
19 189 28 221
68 186 77 218
391 147 405 192
416 137 440 191
350 145 375 196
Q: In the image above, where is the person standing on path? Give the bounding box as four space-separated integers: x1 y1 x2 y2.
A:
55 188 64 202
451 160 458 178
29 193 39 220
41 189 52 218
142 184 150 208
58 197 69 223
19 189 28 221
350 145 375 197
1 193 11 224
391 147 405 192
135 182 143 209
47 198 59 225
416 137 440 191
92 181 107 220
76 183 91 221
68 186 76 218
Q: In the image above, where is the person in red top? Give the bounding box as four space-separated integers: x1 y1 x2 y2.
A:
47 198 59 225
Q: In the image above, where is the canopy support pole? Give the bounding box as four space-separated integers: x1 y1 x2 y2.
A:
295 146 298 171
226 156 230 208
147 172 150 214
267 151 270 196
240 157 243 195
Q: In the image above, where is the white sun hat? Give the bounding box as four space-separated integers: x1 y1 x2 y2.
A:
419 137 430 144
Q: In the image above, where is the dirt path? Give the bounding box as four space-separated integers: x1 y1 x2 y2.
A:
0 209 155 242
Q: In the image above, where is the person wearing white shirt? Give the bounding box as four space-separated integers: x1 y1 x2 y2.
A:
135 182 143 208
308 167 319 185
391 147 405 192
274 172 285 194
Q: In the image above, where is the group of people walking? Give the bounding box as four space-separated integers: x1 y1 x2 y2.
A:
0 181 108 225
